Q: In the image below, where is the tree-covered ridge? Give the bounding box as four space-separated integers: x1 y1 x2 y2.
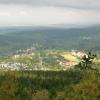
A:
0 25 100 56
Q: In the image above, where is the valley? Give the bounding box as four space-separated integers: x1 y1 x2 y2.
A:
0 25 100 56
0 47 80 71
0 26 100 100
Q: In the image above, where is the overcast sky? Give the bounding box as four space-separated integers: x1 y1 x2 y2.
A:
0 0 100 27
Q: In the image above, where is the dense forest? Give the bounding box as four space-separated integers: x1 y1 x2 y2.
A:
0 69 100 100
0 25 100 56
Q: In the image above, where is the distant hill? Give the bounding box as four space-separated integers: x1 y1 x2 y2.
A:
0 25 100 56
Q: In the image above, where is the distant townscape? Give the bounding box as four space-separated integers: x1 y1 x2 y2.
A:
0 46 89 71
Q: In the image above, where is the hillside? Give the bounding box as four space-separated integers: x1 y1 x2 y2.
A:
0 48 100 100
0 47 100 71
0 26 100 99
0 69 100 100
0 49 78 71
0 25 100 56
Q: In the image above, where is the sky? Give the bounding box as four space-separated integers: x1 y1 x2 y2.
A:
0 0 100 27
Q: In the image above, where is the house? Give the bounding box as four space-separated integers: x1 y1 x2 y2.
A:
71 50 86 58
63 60 78 68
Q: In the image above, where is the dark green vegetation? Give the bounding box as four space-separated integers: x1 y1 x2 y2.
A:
0 25 100 56
0 69 100 100
77 52 97 70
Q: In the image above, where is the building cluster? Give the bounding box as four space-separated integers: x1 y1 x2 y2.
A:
59 50 86 69
0 63 28 71
62 60 78 68
71 50 86 58
0 48 87 71
13 47 35 58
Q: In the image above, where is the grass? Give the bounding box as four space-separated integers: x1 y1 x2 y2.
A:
61 52 79 62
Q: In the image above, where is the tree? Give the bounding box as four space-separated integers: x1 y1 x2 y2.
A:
78 52 96 70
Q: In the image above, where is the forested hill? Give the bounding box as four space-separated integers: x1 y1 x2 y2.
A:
0 25 100 56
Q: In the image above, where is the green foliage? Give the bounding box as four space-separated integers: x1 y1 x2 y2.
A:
0 26 100 56
78 52 96 70
0 69 100 100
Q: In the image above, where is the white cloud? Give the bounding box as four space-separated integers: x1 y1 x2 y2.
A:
0 12 11 16
0 5 100 26
19 11 28 15
0 0 100 10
